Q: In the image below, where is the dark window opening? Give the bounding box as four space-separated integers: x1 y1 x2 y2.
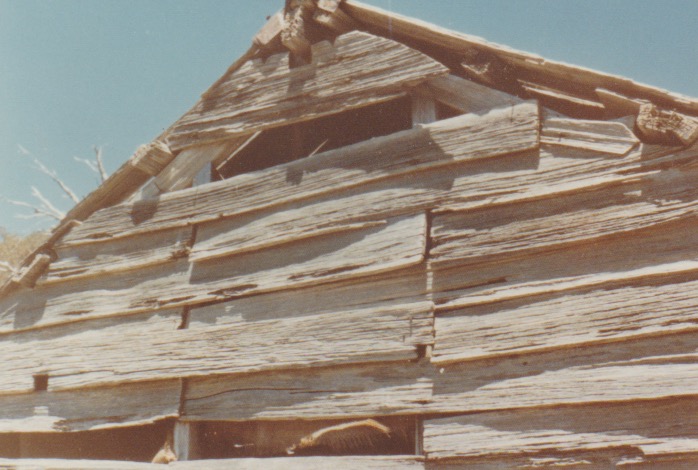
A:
215 97 413 180
0 420 173 462
196 416 417 459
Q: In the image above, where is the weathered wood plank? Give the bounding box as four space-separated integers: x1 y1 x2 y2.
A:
431 210 698 308
596 87 643 118
167 31 448 150
188 264 427 326
431 173 698 268
0 380 179 432
424 397 698 463
424 327 698 414
433 142 662 215
188 177 442 262
520 80 606 118
425 74 522 115
65 101 540 245
429 354 698 414
3 215 425 332
0 301 432 393
541 116 639 155
433 277 698 364
45 227 193 283
184 362 433 421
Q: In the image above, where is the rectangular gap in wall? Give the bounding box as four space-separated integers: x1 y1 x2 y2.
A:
5 419 174 462
196 415 417 459
216 96 413 180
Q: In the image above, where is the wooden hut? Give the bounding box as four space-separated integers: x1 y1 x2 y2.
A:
2 1 698 467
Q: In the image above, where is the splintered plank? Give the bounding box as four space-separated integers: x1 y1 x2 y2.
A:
184 362 433 421
2 215 425 332
424 397 698 464
188 265 428 326
433 277 698 364
434 141 662 215
190 178 445 262
0 301 433 393
167 31 448 150
430 212 698 308
0 380 179 432
45 227 193 283
541 116 639 155
64 101 539 245
430 173 698 268
520 81 606 118
429 351 698 415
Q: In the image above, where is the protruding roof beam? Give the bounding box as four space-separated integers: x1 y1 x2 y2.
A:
282 0 315 62
636 102 698 147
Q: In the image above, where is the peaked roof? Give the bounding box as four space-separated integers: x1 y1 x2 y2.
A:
5 0 698 291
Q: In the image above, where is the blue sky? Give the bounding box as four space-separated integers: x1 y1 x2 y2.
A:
1 0 697 234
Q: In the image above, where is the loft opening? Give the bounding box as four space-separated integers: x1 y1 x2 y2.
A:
213 96 463 181
0 420 173 462
191 416 418 459
215 97 411 179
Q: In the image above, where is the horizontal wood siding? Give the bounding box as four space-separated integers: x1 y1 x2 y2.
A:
166 31 448 150
2 215 426 332
184 362 433 421
0 380 180 432
0 301 432 393
63 101 539 245
424 397 698 465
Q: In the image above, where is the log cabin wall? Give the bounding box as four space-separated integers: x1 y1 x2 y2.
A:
2 1 698 468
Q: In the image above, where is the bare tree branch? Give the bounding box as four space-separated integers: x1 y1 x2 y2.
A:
94 145 108 183
30 186 66 219
73 156 98 172
2 193 65 221
73 146 109 184
19 147 80 204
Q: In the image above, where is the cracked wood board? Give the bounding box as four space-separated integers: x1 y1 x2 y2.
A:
1 215 426 333
0 301 432 393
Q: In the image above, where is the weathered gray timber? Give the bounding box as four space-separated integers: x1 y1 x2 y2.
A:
166 31 448 150
3 2 698 466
